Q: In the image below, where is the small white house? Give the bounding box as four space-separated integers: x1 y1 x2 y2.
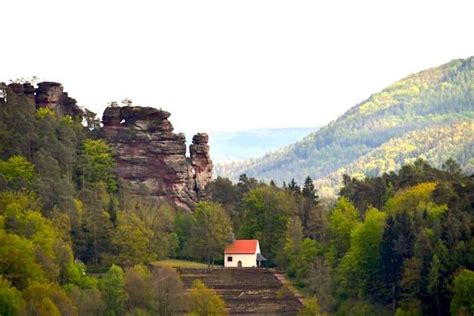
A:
224 239 267 268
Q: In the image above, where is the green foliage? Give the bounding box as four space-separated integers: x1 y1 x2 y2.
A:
281 216 304 274
77 139 117 192
280 216 320 285
336 208 386 299
336 299 389 316
187 279 227 316
149 266 184 316
0 155 34 190
187 201 233 267
22 282 77 316
327 197 359 264
239 186 296 261
297 296 326 316
450 269 474 316
124 265 153 311
100 264 127 316
122 199 179 260
394 299 423 316
0 275 24 316
322 122 474 195
112 212 155 267
70 286 105 315
0 230 45 288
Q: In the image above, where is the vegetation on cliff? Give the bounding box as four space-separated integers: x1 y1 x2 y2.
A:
0 82 229 314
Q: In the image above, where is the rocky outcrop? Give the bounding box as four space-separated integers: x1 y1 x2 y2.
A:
102 106 213 210
1 81 83 117
35 82 82 117
1 80 211 209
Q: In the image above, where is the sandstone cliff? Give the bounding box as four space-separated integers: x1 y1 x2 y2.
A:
1 81 83 117
102 105 213 210
0 81 211 210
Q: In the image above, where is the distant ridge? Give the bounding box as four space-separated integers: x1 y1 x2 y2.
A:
195 127 317 163
216 56 474 191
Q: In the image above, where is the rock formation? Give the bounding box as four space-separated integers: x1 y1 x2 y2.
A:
102 105 213 210
0 81 83 117
0 80 211 209
35 82 83 117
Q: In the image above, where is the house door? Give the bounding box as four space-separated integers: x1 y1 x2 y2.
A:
238 261 242 268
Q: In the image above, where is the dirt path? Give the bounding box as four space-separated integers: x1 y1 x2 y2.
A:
272 271 306 306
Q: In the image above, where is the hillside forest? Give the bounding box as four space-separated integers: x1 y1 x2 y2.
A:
0 76 472 315
216 57 474 195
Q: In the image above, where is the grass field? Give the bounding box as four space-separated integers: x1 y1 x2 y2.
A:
153 259 215 269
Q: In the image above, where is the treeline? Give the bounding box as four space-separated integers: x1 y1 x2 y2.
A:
217 57 474 184
208 159 474 315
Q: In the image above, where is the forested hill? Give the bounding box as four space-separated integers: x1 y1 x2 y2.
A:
216 57 474 185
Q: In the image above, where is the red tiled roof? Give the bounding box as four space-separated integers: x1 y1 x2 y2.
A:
225 240 258 254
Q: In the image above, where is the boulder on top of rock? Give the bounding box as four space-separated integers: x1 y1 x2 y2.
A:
35 81 83 117
192 133 209 144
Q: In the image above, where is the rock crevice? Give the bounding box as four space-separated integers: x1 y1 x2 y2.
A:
102 106 213 210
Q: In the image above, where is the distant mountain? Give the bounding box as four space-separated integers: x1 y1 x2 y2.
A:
191 128 317 163
217 57 474 189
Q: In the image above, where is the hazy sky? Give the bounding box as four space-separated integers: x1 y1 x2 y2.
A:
1 0 473 133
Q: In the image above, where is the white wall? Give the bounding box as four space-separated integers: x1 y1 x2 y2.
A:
224 253 257 268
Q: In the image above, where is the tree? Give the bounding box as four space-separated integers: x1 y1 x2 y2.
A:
149 266 184 316
450 269 474 316
174 211 195 258
240 186 297 261
112 212 155 267
442 158 462 176
305 257 333 312
188 202 232 270
77 139 116 192
327 197 359 265
336 208 386 299
124 198 179 259
0 276 24 316
124 265 153 311
295 238 319 285
22 282 77 316
0 230 45 289
301 176 319 234
100 264 127 316
69 286 105 316
0 155 34 190
378 215 403 311
207 177 240 230
187 279 226 316
280 216 304 274
287 178 300 195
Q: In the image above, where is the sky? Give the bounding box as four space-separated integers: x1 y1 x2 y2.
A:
1 0 473 134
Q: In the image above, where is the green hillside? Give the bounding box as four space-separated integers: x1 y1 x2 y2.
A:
316 122 474 196
216 56 474 184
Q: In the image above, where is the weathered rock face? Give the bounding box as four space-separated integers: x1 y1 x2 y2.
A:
102 106 213 210
35 82 82 117
2 81 82 117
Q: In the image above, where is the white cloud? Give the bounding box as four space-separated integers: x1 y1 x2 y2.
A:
1 0 473 134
